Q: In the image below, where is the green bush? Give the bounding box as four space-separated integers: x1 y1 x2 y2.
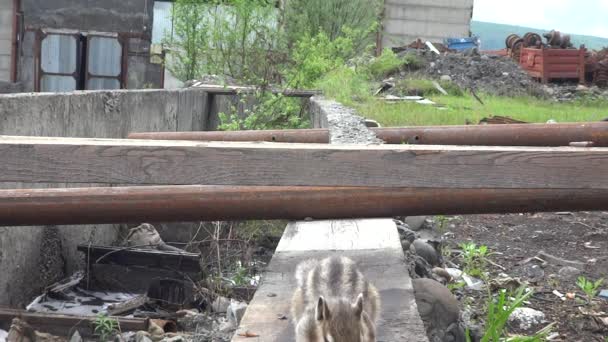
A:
367 49 406 79
284 0 382 50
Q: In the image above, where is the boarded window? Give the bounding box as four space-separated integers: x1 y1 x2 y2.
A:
39 33 78 92
86 36 122 90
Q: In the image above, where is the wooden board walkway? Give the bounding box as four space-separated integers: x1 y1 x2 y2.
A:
1 136 608 189
232 219 429 342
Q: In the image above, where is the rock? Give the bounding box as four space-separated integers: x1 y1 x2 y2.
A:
227 300 248 326
405 216 428 231
445 268 463 281
558 266 582 281
522 264 545 282
576 84 589 91
412 278 466 342
462 274 484 291
439 75 452 82
212 296 231 313
396 223 417 243
502 72 509 77
410 239 440 266
432 267 452 282
508 307 546 330
599 289 608 300
69 331 83 342
161 336 184 342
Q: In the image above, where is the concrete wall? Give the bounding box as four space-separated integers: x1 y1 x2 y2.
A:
0 0 12 81
0 88 211 307
381 0 474 48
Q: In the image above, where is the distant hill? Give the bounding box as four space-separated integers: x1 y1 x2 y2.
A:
471 21 608 51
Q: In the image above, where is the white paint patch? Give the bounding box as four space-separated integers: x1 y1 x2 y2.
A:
276 219 401 252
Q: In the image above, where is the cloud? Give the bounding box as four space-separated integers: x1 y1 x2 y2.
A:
473 0 608 38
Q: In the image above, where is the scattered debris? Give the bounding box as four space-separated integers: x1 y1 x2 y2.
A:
462 274 485 291
227 300 248 327
537 251 585 268
479 115 528 125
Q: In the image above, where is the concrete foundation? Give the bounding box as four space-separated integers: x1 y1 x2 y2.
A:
0 88 211 306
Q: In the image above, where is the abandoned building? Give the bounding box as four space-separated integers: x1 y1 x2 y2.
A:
0 0 165 92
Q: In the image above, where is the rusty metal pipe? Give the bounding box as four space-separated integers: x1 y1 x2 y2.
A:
128 123 608 147
0 186 607 226
129 129 330 143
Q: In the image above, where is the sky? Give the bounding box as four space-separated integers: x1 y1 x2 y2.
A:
473 0 608 38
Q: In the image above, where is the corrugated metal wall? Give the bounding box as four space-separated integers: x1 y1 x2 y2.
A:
381 0 474 48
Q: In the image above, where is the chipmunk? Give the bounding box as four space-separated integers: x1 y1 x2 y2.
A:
290 256 380 342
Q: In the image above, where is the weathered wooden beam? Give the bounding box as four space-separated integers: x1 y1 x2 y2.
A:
1 136 607 189
232 219 429 341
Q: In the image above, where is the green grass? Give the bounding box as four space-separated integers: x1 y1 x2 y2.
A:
317 67 608 127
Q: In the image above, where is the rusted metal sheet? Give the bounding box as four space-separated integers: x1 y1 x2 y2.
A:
128 122 608 147
0 308 148 337
0 186 607 226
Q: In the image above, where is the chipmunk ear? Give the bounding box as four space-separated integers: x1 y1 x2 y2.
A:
316 296 330 321
353 293 364 317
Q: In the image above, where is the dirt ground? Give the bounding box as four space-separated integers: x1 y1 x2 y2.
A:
447 212 608 341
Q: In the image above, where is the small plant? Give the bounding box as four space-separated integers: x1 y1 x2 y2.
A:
447 280 466 292
435 215 449 234
231 262 251 286
576 276 604 303
460 242 489 277
93 314 119 341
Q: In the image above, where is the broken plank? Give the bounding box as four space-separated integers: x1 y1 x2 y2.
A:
232 219 429 342
77 245 201 272
0 308 148 337
1 136 608 189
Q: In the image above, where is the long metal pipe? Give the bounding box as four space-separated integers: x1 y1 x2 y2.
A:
127 122 608 146
1 186 606 226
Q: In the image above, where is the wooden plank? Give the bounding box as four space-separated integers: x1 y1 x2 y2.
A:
1 136 608 189
232 219 429 342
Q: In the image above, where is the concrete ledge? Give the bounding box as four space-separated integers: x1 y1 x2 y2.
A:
309 96 382 145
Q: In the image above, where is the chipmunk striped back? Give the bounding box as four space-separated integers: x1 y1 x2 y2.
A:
291 256 380 342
